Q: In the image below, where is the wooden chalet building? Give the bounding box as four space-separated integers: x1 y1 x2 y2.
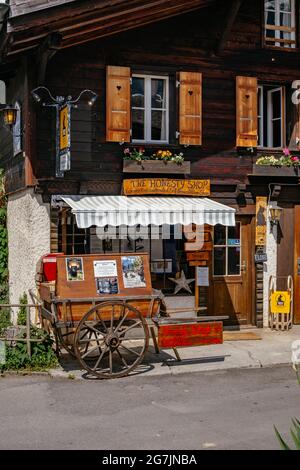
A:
1 0 300 327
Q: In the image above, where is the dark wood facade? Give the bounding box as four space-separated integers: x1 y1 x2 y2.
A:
1 0 300 325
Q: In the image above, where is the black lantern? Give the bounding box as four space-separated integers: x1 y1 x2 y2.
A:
1 105 18 128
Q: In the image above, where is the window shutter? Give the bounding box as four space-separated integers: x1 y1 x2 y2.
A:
236 76 258 147
179 72 202 146
106 66 131 143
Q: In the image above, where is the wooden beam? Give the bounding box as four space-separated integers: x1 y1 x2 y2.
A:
215 0 243 55
36 32 62 85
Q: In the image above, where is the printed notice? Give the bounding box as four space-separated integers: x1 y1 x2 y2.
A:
93 260 117 278
196 267 209 287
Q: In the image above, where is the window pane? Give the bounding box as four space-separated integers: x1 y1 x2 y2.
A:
272 90 281 119
280 12 291 28
132 109 145 140
151 110 167 141
280 1 291 12
151 79 166 109
228 224 241 246
273 119 282 147
132 77 144 108
214 225 226 245
214 248 226 276
265 1 275 11
228 248 241 275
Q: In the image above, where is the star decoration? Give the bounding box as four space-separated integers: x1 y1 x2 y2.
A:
169 270 195 295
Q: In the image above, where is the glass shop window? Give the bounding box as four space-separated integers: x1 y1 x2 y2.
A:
213 223 241 276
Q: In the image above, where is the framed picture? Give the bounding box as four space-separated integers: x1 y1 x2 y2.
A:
66 257 84 281
122 256 146 288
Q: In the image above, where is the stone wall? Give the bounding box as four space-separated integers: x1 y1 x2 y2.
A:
263 203 278 328
7 188 50 322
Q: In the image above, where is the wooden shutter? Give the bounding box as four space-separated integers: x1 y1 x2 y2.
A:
179 72 202 146
236 76 258 147
106 66 131 142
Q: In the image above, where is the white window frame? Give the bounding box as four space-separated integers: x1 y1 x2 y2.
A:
265 0 296 48
267 86 285 148
132 74 169 144
257 85 264 147
257 85 286 149
213 223 241 278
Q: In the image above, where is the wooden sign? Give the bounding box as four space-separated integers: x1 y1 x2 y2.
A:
59 105 70 151
56 104 71 177
255 196 267 246
157 322 223 348
123 178 210 196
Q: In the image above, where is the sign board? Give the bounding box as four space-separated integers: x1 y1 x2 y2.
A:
123 178 210 196
56 104 71 177
254 249 268 264
196 267 209 287
270 291 291 315
255 197 267 246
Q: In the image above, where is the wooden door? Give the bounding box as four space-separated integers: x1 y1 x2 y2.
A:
209 216 254 326
294 206 300 324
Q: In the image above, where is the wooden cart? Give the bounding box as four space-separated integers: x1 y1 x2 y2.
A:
32 253 227 379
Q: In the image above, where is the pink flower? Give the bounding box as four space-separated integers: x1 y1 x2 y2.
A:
291 156 299 162
124 148 130 155
283 147 290 156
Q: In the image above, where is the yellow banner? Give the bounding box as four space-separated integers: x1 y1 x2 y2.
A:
255 196 267 246
59 105 70 151
123 178 210 196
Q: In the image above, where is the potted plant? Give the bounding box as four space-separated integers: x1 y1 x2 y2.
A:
253 148 300 176
123 147 191 174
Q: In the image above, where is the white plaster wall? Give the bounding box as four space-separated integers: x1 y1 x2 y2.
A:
7 188 50 322
263 203 278 327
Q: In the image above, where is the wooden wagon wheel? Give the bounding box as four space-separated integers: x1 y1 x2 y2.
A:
56 326 77 358
74 301 149 379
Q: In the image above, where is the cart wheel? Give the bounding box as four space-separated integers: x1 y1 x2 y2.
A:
56 326 77 358
74 301 149 379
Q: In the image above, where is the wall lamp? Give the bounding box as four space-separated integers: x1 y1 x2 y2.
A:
269 206 282 231
0 105 18 129
31 86 98 108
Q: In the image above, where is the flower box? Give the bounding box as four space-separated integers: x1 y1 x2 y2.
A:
123 160 191 174
253 165 299 177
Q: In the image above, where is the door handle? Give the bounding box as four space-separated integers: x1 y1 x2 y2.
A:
240 260 247 273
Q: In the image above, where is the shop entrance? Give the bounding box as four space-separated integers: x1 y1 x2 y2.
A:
209 216 254 326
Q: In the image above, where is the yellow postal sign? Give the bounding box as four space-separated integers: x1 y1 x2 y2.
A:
123 178 210 196
270 291 291 315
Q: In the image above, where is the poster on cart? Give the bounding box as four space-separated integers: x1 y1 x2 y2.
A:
66 257 85 281
122 256 146 288
96 277 119 295
93 260 117 278
93 260 119 295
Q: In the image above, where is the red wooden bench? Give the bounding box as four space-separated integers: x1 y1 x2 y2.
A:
150 315 228 361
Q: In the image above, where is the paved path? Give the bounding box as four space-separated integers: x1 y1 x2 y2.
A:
0 365 299 450
52 326 300 380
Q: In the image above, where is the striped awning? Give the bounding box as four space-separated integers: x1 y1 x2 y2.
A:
60 195 236 229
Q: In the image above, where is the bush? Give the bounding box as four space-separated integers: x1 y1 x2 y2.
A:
17 292 28 326
1 325 58 371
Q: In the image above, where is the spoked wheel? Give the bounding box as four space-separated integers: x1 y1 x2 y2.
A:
56 326 77 358
74 301 149 379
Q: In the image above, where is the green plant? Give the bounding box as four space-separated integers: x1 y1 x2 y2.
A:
1 325 58 371
274 420 300 450
256 148 300 167
275 363 300 450
123 147 185 165
17 292 28 326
